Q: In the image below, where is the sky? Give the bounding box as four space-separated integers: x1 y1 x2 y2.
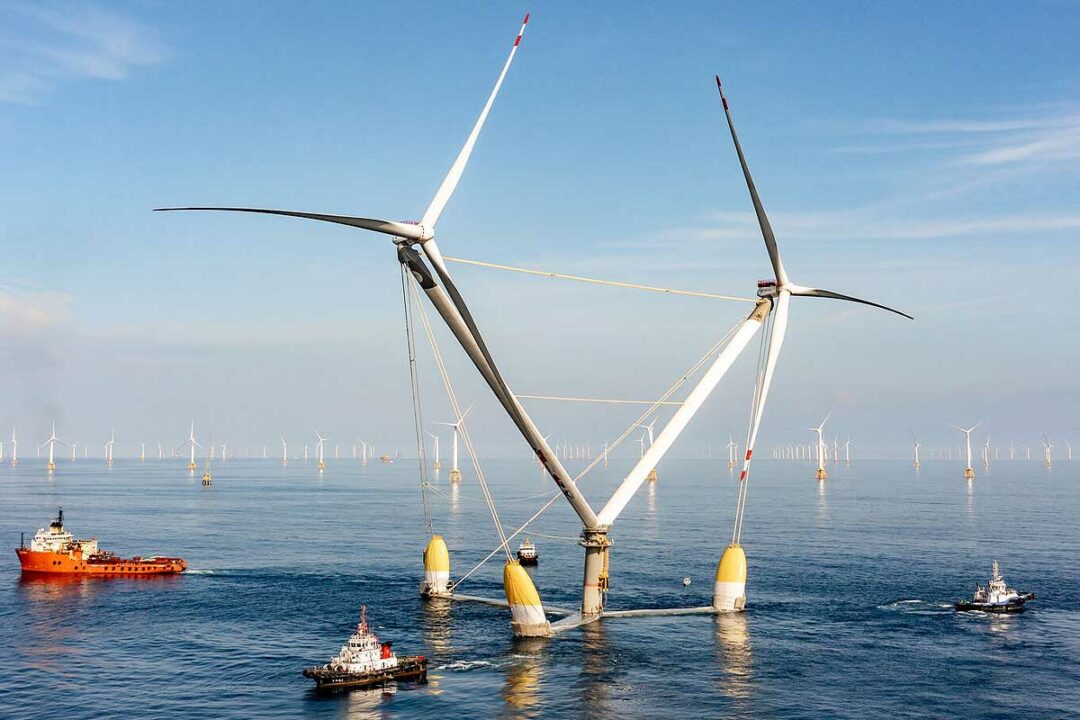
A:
1 1 1078 459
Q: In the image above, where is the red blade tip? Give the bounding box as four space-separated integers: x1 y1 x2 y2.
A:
523 12 530 24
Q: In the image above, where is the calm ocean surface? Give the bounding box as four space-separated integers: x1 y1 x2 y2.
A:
1 456 1078 719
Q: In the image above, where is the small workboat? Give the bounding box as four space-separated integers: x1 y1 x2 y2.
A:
954 561 1034 613
516 538 538 566
303 606 427 692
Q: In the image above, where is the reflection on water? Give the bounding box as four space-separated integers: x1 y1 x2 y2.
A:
966 478 975 519
645 482 659 540
713 613 755 704
816 479 828 523
579 621 611 715
501 637 546 718
450 483 459 513
16 575 105 672
336 686 395 720
420 598 454 696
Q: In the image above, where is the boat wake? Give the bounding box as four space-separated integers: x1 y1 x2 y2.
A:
435 659 495 672
878 599 953 614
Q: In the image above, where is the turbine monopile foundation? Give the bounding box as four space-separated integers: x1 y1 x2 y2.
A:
580 530 611 618
421 534 452 598
503 560 550 637
712 543 747 612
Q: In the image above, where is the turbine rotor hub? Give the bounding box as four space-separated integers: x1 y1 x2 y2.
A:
756 279 778 298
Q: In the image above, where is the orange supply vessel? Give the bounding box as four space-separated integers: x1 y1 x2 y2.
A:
16 508 187 577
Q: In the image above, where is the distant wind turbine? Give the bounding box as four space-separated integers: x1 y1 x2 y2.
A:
39 422 64 473
435 405 472 483
314 429 328 471
807 409 833 481
950 422 982 479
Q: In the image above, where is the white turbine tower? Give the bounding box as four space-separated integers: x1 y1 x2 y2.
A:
807 410 833 481
1042 436 1053 468
428 432 441 471
105 430 116 466
314 430 328 471
11 426 18 466
71 441 79 461
727 437 738 469
158 442 164 460
436 406 472 484
951 422 982 479
1064 438 1072 462
637 417 659 481
177 421 201 471
303 444 309 462
280 435 288 466
911 433 921 470
140 442 146 462
40 422 64 472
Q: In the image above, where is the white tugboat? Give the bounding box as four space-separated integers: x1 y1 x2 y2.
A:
955 561 1035 613
303 606 427 691
516 538 538 566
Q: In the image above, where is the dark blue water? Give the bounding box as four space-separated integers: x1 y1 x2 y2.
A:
2 457 1078 718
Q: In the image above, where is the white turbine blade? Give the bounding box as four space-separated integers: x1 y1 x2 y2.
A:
420 13 530 232
714 76 788 287
821 407 833 428
787 285 913 320
155 207 424 241
456 402 475 425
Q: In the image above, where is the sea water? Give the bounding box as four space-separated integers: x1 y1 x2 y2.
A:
1 457 1077 718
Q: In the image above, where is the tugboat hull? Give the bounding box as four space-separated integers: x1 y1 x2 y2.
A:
955 593 1035 613
303 656 428 692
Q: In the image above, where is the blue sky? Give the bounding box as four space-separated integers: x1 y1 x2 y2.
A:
1 1 1078 458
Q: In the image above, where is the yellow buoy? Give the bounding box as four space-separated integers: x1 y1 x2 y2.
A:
504 560 551 637
421 534 452 598
712 543 747 612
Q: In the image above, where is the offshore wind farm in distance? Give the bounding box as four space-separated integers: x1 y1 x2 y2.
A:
3 4 1079 719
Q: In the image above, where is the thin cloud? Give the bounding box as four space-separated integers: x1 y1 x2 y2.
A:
640 209 1080 247
0 287 71 334
839 109 1080 169
0 2 167 104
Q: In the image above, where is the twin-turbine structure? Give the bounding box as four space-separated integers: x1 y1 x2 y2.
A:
158 14 910 637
